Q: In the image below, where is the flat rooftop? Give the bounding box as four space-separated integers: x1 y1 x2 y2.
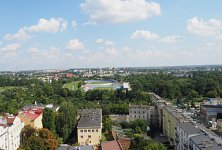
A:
177 122 203 135
190 134 222 150
77 109 102 128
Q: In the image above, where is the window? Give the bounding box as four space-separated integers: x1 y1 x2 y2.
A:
81 136 83 138
80 130 83 132
92 130 94 132
96 129 98 132
88 135 91 138
84 130 87 132
88 130 91 132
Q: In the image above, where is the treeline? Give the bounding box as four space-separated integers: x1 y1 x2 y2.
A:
124 71 222 99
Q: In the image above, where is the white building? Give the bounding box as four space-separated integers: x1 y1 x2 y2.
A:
176 122 203 150
0 115 24 150
77 109 102 146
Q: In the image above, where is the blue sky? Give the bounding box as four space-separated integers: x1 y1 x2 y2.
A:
0 0 222 71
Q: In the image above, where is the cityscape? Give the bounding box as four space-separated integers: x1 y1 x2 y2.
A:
1 0 222 150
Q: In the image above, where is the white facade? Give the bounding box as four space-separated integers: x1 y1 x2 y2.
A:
0 116 24 150
0 126 8 150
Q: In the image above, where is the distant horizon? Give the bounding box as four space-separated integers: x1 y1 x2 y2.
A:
1 63 222 72
1 0 222 71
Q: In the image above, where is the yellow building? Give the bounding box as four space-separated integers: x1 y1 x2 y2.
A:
77 109 102 146
162 105 187 146
18 108 43 129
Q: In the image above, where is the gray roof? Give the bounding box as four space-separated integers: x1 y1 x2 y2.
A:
58 145 94 150
178 122 203 135
77 109 102 128
190 134 222 150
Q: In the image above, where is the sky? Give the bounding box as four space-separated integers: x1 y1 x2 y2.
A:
0 0 222 71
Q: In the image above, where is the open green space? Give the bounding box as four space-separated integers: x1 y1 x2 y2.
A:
90 82 109 84
63 82 80 91
94 87 114 90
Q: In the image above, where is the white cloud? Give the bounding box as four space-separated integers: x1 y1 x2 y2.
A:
72 20 77 28
131 30 159 40
187 17 222 37
4 28 31 41
0 43 20 52
27 47 39 54
96 38 115 46
160 35 181 44
28 18 67 33
66 39 85 50
81 0 161 24
4 18 67 41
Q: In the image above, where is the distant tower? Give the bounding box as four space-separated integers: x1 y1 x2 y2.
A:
72 83 75 93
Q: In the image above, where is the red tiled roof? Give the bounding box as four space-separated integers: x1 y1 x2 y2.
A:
22 108 43 120
101 140 122 150
6 116 15 125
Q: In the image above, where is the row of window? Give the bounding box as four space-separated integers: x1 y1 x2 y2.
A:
130 111 146 114
130 115 146 118
80 135 91 138
80 129 99 133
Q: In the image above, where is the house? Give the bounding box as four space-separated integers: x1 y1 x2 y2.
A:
77 109 102 146
18 108 43 129
0 115 24 150
101 140 123 150
112 126 132 150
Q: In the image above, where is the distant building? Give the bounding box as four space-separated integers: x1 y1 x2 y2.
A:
200 105 222 123
176 122 204 150
66 73 74 78
77 109 102 146
18 108 43 129
205 98 222 106
101 140 123 150
0 115 24 150
129 104 158 127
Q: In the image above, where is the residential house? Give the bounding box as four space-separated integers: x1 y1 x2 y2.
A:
77 109 102 146
18 108 43 129
101 140 123 150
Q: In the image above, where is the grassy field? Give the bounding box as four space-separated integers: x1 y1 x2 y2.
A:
89 82 109 84
63 82 79 91
94 87 114 90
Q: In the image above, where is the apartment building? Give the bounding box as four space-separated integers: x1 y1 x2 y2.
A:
18 108 43 129
77 109 102 146
0 115 24 150
200 105 222 123
176 122 203 150
129 104 158 127
190 134 222 150
162 105 187 147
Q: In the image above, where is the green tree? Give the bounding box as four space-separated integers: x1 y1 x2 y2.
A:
56 102 77 142
42 108 56 134
103 117 112 131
